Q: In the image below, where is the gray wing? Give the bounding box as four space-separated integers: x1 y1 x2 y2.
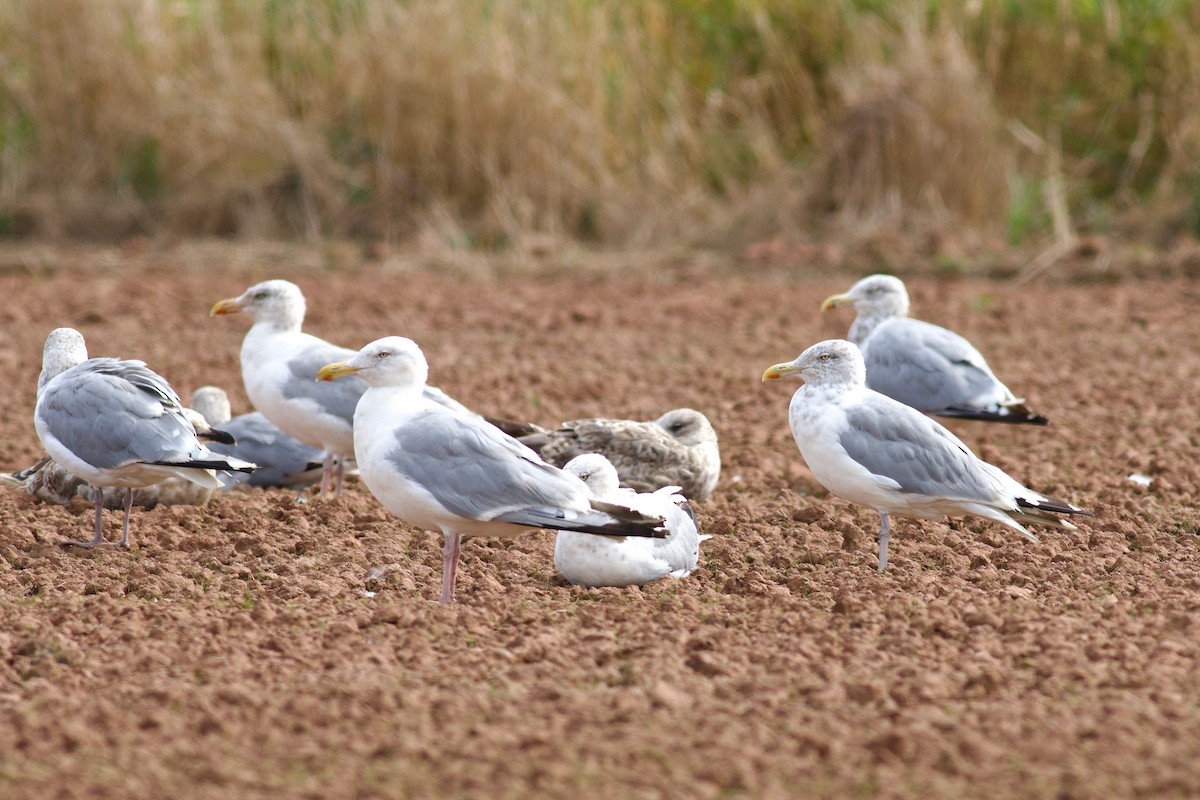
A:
39 359 206 469
863 319 1008 412
207 412 324 488
422 385 475 416
839 397 1001 503
282 343 367 423
387 409 585 520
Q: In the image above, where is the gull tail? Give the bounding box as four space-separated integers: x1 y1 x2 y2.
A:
154 457 258 475
936 404 1049 425
494 501 667 538
1013 494 1092 530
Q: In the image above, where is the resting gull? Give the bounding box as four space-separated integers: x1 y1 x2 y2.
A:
762 339 1088 570
555 453 709 587
33 328 255 547
211 279 471 496
821 274 1048 424
316 336 667 604
499 408 721 501
190 386 325 490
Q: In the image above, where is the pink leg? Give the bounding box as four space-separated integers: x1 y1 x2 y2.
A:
118 488 133 547
333 455 344 497
60 488 109 548
439 531 462 604
319 451 334 497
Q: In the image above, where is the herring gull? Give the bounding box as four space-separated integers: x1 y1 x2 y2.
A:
555 453 709 587
499 408 720 501
316 336 667 604
821 275 1048 425
762 339 1088 571
33 328 256 547
211 279 472 496
191 385 325 490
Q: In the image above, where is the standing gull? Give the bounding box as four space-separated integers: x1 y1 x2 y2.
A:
762 339 1087 570
33 328 255 547
190 386 325 490
501 408 721 501
555 453 709 587
316 337 666 604
210 279 471 496
821 274 1048 424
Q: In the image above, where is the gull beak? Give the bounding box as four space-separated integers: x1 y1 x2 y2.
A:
316 360 361 382
762 361 803 382
820 292 852 311
210 297 244 317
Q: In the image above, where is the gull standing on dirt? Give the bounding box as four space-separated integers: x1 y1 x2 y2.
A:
555 453 709 587
210 279 471 496
821 274 1048 424
190 386 325 490
316 336 667 604
32 328 256 547
497 408 721 501
762 339 1088 571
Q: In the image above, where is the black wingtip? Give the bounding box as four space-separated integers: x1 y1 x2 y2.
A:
155 459 257 474
936 407 1050 426
485 416 546 439
198 427 238 446
1016 496 1093 517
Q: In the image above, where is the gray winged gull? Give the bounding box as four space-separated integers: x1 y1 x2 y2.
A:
501 408 721 501
555 453 709 587
316 336 667 604
211 279 472 496
821 274 1048 424
190 385 325 490
33 328 256 547
762 339 1088 570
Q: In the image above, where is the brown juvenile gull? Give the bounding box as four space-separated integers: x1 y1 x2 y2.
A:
211 279 471 496
190 385 325 490
762 339 1088 571
821 274 1048 424
32 328 255 547
316 336 667 604
555 453 709 588
504 408 721 501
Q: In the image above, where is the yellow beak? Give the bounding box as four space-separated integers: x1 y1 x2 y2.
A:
316 361 361 382
210 297 244 317
820 292 852 311
762 361 802 382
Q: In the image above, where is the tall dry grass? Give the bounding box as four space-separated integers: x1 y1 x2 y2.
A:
0 0 1198 249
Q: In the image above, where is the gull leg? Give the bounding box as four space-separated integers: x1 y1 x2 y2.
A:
438 531 463 604
118 488 133 547
333 455 344 497
877 510 890 572
60 489 109 548
319 451 334 497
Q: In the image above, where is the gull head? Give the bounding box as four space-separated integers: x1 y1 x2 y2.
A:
39 327 89 395
820 274 909 319
191 385 233 426
562 453 621 499
210 279 306 329
317 336 428 390
762 339 866 388
654 408 718 448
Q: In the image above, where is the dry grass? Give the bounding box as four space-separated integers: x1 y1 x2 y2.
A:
0 0 1198 251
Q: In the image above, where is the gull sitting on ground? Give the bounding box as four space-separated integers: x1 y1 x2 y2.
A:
190 385 325 490
495 408 721 501
762 339 1088 571
821 274 1048 424
555 453 709 587
210 279 471 496
316 336 667 604
33 328 255 547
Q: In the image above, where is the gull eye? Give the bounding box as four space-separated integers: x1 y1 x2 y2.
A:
819 353 832 362
377 350 391 359
668 422 686 433
254 291 269 300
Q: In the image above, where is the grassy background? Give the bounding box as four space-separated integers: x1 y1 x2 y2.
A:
1 0 1198 252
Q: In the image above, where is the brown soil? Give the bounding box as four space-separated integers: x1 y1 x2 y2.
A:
0 241 1198 799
